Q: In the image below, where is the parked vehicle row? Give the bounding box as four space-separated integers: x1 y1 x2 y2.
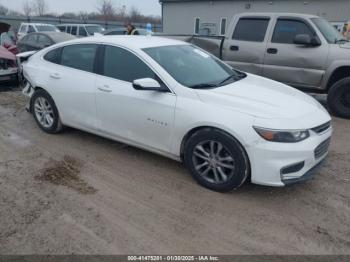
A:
166 13 350 118
57 24 104 37
17 32 76 52
21 36 332 192
17 23 60 39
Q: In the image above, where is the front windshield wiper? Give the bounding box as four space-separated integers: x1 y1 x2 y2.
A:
218 73 246 86
335 38 349 44
189 83 219 89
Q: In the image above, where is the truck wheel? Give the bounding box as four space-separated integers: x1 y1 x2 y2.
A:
328 77 350 118
184 128 250 192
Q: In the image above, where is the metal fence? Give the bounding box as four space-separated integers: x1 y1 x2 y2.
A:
0 15 163 32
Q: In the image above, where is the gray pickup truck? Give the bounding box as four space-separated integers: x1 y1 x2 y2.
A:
166 13 350 118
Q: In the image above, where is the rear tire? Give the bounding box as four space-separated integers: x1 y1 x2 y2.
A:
328 77 350 118
184 128 250 192
31 89 63 134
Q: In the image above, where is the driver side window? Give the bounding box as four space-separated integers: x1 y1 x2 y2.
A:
102 45 156 82
272 19 314 44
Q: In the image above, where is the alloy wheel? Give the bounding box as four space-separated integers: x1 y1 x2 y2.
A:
192 140 236 184
34 97 54 128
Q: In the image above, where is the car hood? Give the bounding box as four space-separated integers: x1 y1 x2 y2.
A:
195 74 325 120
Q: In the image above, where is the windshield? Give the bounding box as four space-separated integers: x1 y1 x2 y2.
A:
143 45 245 88
85 26 104 35
36 25 58 32
311 18 345 43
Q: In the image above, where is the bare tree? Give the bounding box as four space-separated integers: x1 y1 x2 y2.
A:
0 4 9 15
23 0 33 17
129 6 141 21
34 0 48 16
97 0 115 20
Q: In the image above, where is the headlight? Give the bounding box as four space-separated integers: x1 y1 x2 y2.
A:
253 127 310 143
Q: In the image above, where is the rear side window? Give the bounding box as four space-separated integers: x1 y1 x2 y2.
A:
102 45 155 82
71 26 77 35
272 19 314 44
28 25 36 33
61 44 97 72
232 18 270 42
79 27 87 36
67 26 72 34
44 48 61 64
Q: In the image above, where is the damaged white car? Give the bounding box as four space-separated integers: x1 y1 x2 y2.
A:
21 36 332 192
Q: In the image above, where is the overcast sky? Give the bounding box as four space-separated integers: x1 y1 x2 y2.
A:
2 0 162 16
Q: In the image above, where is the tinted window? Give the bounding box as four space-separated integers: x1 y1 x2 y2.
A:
71 26 77 35
61 44 97 72
25 34 37 43
79 27 87 36
272 19 314 44
194 18 200 34
221 18 227 35
233 18 269 42
44 48 61 64
103 45 155 82
67 26 71 34
28 25 35 33
37 35 52 47
20 26 27 33
57 26 66 32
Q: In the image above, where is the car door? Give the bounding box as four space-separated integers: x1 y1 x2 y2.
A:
263 17 329 88
42 44 99 130
222 16 270 75
95 45 176 153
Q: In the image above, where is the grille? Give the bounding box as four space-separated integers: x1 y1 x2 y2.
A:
312 121 331 134
314 138 331 159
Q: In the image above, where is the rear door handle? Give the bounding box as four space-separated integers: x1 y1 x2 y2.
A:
230 45 239 51
50 73 61 79
267 48 278 54
98 85 112 93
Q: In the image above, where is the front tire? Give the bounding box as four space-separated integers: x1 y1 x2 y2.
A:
184 128 250 192
31 89 63 134
328 77 350 118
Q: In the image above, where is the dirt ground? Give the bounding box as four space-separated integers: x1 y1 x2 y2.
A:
0 87 349 255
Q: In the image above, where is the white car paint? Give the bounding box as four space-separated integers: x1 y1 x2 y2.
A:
22 36 332 187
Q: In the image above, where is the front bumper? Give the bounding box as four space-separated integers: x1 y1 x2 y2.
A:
247 126 332 187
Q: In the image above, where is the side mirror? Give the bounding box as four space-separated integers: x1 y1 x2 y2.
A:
294 34 321 46
133 78 168 92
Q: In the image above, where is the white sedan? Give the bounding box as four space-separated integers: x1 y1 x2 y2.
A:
22 36 332 192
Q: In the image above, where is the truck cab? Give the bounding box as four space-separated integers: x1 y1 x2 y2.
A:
172 13 350 118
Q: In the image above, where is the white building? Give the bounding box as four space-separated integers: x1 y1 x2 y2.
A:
160 0 350 35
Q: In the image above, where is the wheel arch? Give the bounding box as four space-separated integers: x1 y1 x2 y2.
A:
180 126 251 165
326 66 350 91
180 125 252 183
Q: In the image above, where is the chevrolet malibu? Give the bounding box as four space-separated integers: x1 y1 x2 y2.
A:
22 36 332 192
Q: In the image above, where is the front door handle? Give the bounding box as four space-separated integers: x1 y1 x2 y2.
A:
267 48 278 54
98 85 112 93
230 45 239 51
50 73 61 79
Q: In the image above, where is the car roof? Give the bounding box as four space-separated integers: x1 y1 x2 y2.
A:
57 24 100 26
23 32 76 41
62 35 189 49
21 23 56 26
238 12 320 19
